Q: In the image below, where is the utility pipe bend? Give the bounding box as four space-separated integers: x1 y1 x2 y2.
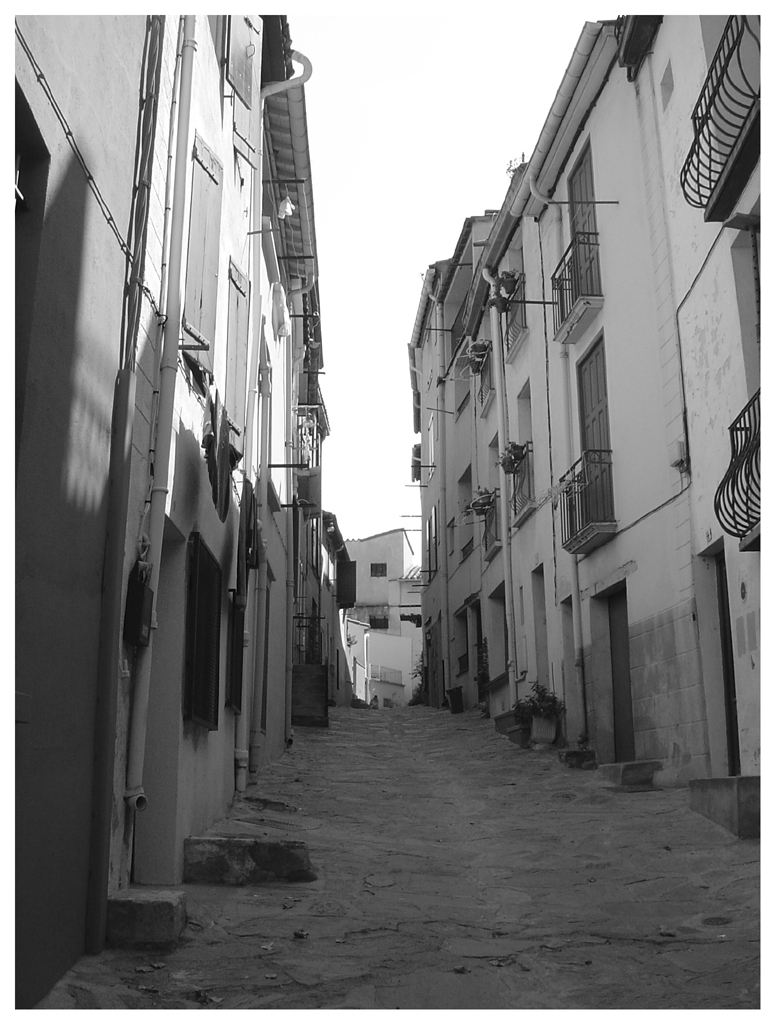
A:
260 50 312 101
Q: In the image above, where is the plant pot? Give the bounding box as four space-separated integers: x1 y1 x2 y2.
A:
448 686 464 715
530 714 557 745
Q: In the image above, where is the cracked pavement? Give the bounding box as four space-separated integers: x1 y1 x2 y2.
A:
39 705 760 1009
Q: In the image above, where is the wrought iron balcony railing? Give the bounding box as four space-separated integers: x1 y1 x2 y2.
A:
511 441 536 523
680 16 760 220
714 389 760 543
551 232 602 336
294 614 323 665
559 449 615 554
504 272 527 353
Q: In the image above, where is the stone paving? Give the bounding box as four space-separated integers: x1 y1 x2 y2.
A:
39 705 760 1009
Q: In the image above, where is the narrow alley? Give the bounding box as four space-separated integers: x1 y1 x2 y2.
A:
40 705 760 1011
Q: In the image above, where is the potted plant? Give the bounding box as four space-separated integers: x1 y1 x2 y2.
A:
524 682 566 746
511 697 533 748
499 441 527 474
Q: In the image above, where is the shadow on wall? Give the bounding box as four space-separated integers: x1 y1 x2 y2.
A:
16 151 116 1008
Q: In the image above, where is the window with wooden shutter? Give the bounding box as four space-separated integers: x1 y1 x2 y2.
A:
228 16 259 168
226 259 250 434
184 532 222 730
182 134 223 374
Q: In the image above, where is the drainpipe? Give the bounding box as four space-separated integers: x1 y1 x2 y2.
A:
248 351 271 776
560 343 588 740
481 268 518 709
424 279 452 704
125 15 197 813
285 315 296 743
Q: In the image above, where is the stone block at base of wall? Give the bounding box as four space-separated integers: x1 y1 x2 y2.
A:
183 836 317 885
106 888 187 949
689 775 760 838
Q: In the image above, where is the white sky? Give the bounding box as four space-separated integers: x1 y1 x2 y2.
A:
287 8 616 550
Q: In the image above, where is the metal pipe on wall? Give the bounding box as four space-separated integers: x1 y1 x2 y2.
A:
482 268 519 709
125 15 197 813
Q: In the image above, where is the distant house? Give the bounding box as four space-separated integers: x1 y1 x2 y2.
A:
344 529 423 706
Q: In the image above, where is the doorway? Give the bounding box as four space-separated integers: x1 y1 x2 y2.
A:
608 586 636 762
715 552 741 775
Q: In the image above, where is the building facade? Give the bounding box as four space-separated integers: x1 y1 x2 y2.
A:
16 14 344 1007
409 16 759 789
345 529 423 706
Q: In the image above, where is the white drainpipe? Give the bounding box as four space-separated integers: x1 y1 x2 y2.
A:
241 46 313 774
481 268 518 709
423 276 452 705
125 15 197 813
560 344 588 739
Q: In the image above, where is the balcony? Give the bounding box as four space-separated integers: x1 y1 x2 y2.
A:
511 442 537 526
559 450 616 554
504 272 527 357
477 352 493 409
294 614 323 665
714 389 760 550
551 233 603 343
680 17 760 223
483 502 501 561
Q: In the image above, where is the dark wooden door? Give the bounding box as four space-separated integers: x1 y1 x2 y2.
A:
715 552 741 775
609 587 636 762
578 340 611 524
569 145 600 296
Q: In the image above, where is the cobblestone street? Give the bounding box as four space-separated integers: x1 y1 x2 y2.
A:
40 706 760 1010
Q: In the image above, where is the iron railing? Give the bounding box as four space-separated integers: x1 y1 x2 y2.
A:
504 272 527 353
551 232 602 335
294 614 323 665
559 449 614 549
511 441 535 519
714 389 760 540
680 17 760 211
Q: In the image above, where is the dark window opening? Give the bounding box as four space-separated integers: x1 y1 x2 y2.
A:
184 533 222 730
370 563 387 577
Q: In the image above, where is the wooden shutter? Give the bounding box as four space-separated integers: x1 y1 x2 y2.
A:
226 259 250 434
336 561 356 609
227 16 255 108
184 533 222 730
182 134 223 374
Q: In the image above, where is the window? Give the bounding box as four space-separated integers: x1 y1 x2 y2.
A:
184 533 222 730
447 517 456 555
225 259 249 434
428 413 435 477
426 504 438 576
369 616 389 630
370 562 387 577
182 133 224 374
226 591 245 712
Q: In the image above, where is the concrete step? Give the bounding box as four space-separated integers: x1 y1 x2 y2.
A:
183 836 317 885
597 759 662 791
106 888 187 950
689 775 760 838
